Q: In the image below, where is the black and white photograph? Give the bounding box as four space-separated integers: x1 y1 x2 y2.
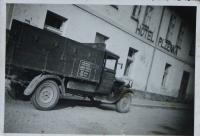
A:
4 2 196 135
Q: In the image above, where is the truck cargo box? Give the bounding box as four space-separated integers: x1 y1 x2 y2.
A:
6 20 106 83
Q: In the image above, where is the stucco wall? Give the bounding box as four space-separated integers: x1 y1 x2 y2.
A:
147 49 194 98
81 5 163 45
157 7 195 64
6 4 195 99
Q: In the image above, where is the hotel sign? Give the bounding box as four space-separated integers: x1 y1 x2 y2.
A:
158 37 180 56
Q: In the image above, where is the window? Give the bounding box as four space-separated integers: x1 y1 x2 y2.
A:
124 59 132 76
179 71 190 99
131 6 141 21
44 10 67 35
161 63 171 87
176 22 185 48
110 5 118 10
166 14 176 42
143 6 154 26
124 47 138 76
95 32 109 43
128 47 137 58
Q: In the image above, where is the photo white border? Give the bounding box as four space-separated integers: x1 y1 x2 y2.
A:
0 0 6 135
195 3 200 136
0 0 199 136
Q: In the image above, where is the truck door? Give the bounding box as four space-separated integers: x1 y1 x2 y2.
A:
97 52 118 94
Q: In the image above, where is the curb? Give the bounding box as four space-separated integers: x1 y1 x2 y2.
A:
131 99 191 110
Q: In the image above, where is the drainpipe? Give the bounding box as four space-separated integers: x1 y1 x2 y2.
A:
144 7 165 93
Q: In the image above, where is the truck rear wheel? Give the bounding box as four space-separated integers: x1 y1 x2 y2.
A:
31 80 60 110
116 93 132 113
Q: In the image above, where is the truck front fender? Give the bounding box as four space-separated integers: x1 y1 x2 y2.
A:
118 87 134 99
24 74 64 96
105 87 134 104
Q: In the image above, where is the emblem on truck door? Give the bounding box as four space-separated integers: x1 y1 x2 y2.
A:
77 60 92 79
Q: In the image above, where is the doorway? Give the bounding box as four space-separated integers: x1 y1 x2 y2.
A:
179 71 190 99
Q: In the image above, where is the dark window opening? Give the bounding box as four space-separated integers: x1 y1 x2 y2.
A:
179 71 190 99
161 63 171 87
124 47 138 76
95 32 109 43
128 47 138 58
110 5 118 10
124 59 132 76
44 10 67 31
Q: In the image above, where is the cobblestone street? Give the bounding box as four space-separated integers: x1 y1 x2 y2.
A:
4 95 193 135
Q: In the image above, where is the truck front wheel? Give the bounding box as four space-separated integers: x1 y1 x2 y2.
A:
31 80 60 110
116 93 132 113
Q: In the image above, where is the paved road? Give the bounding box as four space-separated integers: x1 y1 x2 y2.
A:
4 95 193 135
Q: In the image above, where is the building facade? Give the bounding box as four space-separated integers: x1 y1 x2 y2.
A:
6 4 195 101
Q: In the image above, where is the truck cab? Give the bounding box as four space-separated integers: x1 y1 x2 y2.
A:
97 50 119 94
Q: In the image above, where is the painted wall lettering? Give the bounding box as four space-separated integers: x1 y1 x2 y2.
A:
143 6 154 26
158 37 180 55
131 6 141 20
135 24 154 42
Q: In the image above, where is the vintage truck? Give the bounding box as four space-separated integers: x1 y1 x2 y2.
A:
6 20 133 113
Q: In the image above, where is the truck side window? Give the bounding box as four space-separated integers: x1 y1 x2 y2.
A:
105 59 116 71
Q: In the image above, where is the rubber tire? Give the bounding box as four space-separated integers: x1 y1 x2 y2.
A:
116 93 132 113
31 80 60 110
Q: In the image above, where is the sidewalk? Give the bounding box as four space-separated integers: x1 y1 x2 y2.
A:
131 98 192 110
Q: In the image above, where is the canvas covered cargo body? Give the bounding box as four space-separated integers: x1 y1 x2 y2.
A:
6 20 105 83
